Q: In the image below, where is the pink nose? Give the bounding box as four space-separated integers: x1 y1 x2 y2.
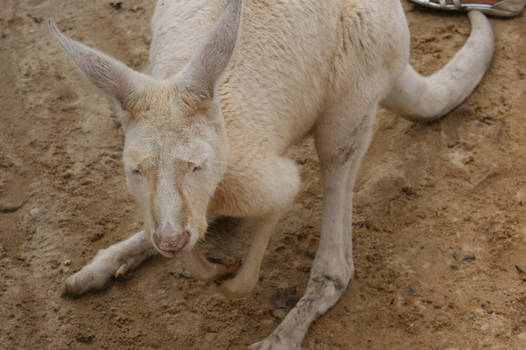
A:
152 225 191 255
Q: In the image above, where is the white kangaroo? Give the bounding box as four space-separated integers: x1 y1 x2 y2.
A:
50 0 494 348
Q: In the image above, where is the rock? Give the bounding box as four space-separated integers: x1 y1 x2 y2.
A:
405 285 420 296
75 333 94 344
30 207 40 215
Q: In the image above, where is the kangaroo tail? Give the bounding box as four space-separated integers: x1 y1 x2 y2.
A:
381 11 495 122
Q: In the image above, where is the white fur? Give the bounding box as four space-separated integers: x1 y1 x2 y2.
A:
51 1 494 348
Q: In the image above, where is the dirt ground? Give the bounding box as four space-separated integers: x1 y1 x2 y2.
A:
1 0 525 349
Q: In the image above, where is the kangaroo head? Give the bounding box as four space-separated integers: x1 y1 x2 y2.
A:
50 0 242 257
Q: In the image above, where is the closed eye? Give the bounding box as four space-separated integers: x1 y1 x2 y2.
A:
186 158 207 173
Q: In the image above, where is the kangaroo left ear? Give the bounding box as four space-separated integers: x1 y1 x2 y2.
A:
180 0 242 99
49 18 152 109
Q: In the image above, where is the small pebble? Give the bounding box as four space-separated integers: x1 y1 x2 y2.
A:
76 333 94 344
405 285 420 296
271 309 287 320
171 266 192 279
30 208 40 215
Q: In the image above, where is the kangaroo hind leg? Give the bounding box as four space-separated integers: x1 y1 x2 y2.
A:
251 103 376 349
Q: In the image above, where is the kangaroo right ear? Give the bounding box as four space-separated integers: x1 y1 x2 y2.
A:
49 18 151 109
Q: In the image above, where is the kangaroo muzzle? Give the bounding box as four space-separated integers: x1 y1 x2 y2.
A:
151 224 191 257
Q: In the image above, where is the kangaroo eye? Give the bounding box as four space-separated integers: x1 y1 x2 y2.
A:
132 169 143 176
192 165 202 173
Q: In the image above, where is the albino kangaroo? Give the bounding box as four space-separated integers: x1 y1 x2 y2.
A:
50 0 494 348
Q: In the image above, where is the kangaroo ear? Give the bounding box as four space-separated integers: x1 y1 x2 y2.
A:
49 18 150 108
181 0 242 99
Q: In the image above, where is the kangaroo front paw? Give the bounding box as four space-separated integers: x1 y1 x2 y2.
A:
219 278 252 298
218 268 257 298
249 338 301 350
63 231 156 296
209 258 242 280
114 263 130 279
63 248 124 296
64 263 114 296
186 253 241 282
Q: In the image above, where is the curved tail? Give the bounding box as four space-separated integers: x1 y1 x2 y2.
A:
381 11 495 122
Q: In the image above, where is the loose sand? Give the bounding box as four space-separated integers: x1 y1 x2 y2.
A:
1 1 525 349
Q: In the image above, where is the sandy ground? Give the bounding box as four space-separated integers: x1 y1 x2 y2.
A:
1 0 525 349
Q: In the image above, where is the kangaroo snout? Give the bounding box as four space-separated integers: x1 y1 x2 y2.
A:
152 225 191 257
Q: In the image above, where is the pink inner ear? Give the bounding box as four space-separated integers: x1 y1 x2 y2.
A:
71 47 135 105
49 17 146 107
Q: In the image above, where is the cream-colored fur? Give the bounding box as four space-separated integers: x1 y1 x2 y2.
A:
50 0 494 348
